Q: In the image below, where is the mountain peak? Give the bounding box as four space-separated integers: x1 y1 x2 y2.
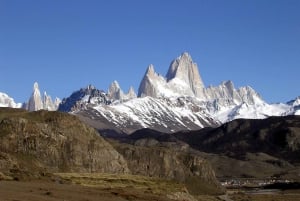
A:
178 52 192 61
33 82 39 91
110 80 121 89
145 64 155 77
108 80 123 100
87 84 95 90
27 82 43 111
166 52 205 97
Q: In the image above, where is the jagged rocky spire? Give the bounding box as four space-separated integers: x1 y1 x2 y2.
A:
127 86 137 99
137 52 264 106
27 82 43 111
166 52 205 97
138 53 205 98
26 82 61 111
108 80 124 100
138 64 163 98
108 81 137 101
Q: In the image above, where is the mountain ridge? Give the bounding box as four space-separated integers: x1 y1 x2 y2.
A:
1 53 299 134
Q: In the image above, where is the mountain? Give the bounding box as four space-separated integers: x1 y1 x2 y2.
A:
75 96 219 134
23 82 61 111
58 52 298 134
0 92 22 108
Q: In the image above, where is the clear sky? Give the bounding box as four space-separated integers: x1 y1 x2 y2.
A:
1 0 299 103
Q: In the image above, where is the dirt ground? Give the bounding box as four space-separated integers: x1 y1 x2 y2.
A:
0 180 174 201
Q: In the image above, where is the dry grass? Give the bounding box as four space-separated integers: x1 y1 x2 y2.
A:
54 172 186 195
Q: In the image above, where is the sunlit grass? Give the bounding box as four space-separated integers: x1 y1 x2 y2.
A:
54 172 186 195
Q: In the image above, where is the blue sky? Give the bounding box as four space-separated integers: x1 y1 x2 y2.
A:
1 0 299 103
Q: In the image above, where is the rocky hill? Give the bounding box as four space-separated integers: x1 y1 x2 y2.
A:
0 108 129 178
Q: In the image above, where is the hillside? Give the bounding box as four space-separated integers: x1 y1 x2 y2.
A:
0 107 129 178
117 116 300 180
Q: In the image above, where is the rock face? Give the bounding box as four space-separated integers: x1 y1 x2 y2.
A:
0 108 129 176
166 52 205 97
110 131 223 195
138 53 205 98
25 82 61 111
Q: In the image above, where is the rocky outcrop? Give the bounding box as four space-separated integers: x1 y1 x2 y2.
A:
0 108 129 176
110 136 223 195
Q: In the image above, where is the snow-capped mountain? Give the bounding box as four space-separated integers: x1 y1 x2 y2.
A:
23 82 61 111
0 92 22 108
58 84 110 112
58 52 299 134
78 96 218 134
